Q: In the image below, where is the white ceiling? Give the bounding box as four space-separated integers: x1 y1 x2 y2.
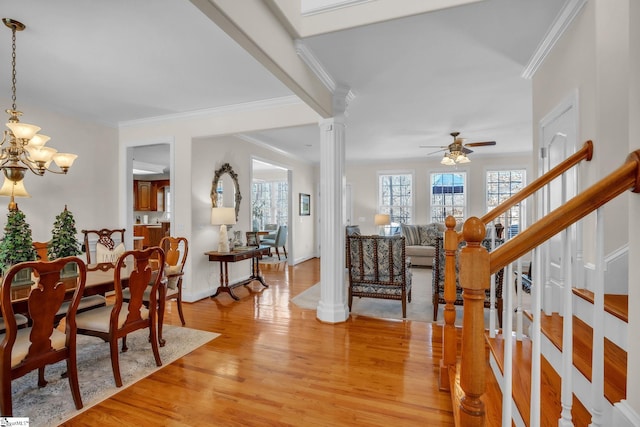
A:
0 0 566 165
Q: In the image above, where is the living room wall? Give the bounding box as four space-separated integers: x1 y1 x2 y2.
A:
346 153 533 236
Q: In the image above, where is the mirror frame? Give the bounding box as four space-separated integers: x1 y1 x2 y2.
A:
211 163 242 221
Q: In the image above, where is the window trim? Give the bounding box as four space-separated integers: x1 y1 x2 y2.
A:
377 169 415 225
429 170 468 223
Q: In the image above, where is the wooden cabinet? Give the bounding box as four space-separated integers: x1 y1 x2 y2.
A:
133 225 163 248
134 180 170 212
134 181 153 211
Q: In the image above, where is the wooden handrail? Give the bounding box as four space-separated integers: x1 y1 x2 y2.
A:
490 149 640 274
480 140 593 225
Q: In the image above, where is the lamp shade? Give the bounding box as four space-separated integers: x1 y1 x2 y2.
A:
374 214 391 226
6 122 40 140
0 177 30 198
211 207 236 225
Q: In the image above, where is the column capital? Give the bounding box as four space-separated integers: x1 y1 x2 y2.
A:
333 84 356 117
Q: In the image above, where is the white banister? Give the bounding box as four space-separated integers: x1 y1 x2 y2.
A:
559 225 574 426
489 222 497 337
530 247 542 427
502 262 514 426
516 203 524 341
589 208 605 426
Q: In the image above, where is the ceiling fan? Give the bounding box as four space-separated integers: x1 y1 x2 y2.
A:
420 132 496 165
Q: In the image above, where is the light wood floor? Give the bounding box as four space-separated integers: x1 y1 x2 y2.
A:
64 258 455 426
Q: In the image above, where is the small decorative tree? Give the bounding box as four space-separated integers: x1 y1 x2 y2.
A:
49 205 82 259
0 207 37 283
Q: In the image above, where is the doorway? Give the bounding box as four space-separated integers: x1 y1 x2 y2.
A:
122 139 174 250
539 93 578 314
251 158 291 260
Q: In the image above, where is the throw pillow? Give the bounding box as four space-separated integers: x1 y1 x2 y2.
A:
419 223 441 246
400 224 421 246
95 242 125 264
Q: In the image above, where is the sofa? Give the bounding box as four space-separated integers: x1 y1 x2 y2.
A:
399 222 462 267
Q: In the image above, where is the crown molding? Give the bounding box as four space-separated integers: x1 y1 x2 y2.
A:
301 0 373 16
118 95 303 128
522 0 588 80
294 40 336 92
235 133 313 164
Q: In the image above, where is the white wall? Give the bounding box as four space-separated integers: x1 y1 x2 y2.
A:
190 134 317 301
118 101 320 302
346 153 532 235
532 0 630 260
0 98 119 243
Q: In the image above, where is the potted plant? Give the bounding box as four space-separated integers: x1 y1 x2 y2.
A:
48 205 82 277
0 207 37 285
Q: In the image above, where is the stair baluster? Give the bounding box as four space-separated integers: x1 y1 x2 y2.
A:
591 207 605 426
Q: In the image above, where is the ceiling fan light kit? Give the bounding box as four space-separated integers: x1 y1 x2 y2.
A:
424 131 496 165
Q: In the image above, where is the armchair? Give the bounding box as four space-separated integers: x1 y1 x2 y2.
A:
432 236 505 326
346 235 412 318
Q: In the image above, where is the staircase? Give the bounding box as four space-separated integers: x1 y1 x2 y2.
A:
485 289 628 426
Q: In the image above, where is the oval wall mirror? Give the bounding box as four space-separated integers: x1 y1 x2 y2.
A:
211 163 242 221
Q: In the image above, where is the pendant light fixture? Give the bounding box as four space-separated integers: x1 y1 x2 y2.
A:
0 18 77 187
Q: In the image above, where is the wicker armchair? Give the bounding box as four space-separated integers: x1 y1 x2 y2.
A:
346 235 412 318
432 236 505 326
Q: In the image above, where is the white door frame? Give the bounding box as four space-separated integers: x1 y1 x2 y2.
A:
538 91 580 314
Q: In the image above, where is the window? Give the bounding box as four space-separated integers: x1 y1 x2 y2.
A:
486 169 526 237
252 180 288 229
430 172 466 223
378 172 413 226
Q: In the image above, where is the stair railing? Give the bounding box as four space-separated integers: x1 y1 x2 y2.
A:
457 150 640 426
439 140 594 392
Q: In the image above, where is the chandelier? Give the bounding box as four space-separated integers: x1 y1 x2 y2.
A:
440 150 470 166
1 18 77 186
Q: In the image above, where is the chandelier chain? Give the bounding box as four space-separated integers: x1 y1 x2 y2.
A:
10 25 17 112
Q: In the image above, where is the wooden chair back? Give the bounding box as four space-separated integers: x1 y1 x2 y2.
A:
159 236 188 325
81 228 125 268
32 241 50 261
76 247 164 387
0 257 87 415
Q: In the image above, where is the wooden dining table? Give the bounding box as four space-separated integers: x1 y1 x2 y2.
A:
9 263 169 346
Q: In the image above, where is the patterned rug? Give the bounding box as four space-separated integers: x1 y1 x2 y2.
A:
291 268 505 326
10 325 219 426
258 255 287 265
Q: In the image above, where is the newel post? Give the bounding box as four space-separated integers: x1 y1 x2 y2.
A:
459 217 488 427
439 215 459 390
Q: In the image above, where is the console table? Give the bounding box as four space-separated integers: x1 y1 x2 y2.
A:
205 246 270 300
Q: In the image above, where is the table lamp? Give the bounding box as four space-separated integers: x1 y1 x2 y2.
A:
0 177 31 211
211 207 236 252
374 213 391 236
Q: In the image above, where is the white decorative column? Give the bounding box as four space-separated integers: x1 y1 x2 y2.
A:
316 113 349 323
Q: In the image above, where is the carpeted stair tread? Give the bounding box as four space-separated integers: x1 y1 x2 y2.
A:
523 310 627 404
571 288 628 323
486 333 590 427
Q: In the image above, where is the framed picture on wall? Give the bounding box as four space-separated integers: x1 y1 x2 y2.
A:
299 193 310 216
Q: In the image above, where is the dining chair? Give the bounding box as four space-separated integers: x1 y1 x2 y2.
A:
123 236 188 347
262 225 287 260
75 247 165 387
156 236 188 327
0 257 87 416
81 228 126 267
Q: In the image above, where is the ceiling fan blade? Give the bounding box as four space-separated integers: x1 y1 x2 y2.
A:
462 147 473 155
464 141 496 147
427 148 447 156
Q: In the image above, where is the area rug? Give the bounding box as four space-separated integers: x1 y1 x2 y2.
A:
291 268 502 326
10 325 219 426
259 255 287 265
